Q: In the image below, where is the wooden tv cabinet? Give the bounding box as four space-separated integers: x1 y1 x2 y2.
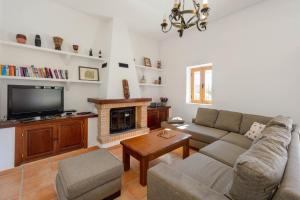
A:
13 114 96 166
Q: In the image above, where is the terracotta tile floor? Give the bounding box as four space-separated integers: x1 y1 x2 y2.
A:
0 145 196 200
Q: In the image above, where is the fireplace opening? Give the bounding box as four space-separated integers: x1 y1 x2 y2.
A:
110 107 136 134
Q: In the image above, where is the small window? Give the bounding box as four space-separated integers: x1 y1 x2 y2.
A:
190 65 212 104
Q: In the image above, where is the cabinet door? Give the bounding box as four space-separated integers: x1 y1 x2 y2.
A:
159 109 169 122
147 110 160 130
58 120 85 152
23 125 56 161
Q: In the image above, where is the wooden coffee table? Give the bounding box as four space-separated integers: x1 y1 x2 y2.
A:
120 129 191 186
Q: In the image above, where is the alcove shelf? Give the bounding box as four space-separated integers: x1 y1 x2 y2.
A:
0 76 102 84
139 83 164 87
0 40 107 62
135 65 164 72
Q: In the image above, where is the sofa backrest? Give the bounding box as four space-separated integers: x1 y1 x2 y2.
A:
193 108 271 134
214 110 242 133
240 114 272 134
273 127 300 200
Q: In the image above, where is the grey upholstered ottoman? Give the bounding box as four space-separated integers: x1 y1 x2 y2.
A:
56 149 123 200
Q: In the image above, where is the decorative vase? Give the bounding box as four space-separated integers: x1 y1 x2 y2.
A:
157 60 162 69
140 75 146 83
16 34 27 44
160 97 168 107
53 36 63 50
35 35 41 47
72 44 79 53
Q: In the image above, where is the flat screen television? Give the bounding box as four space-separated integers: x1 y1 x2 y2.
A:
7 85 64 120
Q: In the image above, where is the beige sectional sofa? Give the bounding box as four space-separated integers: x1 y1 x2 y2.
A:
148 108 300 200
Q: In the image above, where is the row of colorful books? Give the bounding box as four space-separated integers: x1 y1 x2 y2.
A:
0 65 68 80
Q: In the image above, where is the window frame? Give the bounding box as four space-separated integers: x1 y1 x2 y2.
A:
190 65 212 104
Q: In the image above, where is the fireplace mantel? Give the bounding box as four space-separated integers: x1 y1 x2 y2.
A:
88 98 152 105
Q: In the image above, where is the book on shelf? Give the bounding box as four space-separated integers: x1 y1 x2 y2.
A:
0 64 68 80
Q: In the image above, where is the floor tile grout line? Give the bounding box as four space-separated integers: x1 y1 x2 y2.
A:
18 166 24 200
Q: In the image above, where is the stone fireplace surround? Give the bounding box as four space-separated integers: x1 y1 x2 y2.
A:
88 98 151 147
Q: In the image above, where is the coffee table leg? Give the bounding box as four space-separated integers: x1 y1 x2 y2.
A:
140 158 149 186
183 140 190 159
123 147 130 171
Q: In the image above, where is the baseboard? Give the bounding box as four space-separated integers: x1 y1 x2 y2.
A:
99 140 121 148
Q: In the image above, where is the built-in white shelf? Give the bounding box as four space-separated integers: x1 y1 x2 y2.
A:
136 65 164 72
139 83 164 87
0 40 107 62
0 76 102 84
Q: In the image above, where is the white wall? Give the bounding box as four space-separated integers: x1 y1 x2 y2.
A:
160 0 300 123
101 18 141 99
0 128 15 171
131 31 163 102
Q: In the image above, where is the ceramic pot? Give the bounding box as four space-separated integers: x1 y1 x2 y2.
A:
72 44 79 53
53 36 63 50
35 35 41 47
16 34 27 44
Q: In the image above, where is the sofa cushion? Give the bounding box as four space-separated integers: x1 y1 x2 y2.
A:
173 153 233 194
221 132 252 149
240 114 271 134
200 140 247 167
215 110 242 133
230 131 288 200
267 115 293 131
58 149 123 199
148 162 229 200
190 139 208 149
161 122 228 144
195 108 219 127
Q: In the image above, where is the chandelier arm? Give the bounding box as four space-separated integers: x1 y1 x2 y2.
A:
161 0 209 36
163 15 174 33
186 15 197 25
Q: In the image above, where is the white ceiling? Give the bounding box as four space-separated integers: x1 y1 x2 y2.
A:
54 0 264 40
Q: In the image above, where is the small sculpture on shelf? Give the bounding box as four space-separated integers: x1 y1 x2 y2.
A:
53 36 63 50
122 79 130 99
158 76 162 84
140 75 146 83
35 35 41 47
72 45 79 53
98 50 102 58
157 60 162 69
160 97 168 107
89 49 93 56
16 34 27 44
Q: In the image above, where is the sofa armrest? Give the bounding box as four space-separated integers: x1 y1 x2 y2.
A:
148 163 227 200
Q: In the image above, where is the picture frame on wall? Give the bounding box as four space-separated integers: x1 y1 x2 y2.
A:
144 57 152 67
79 66 99 81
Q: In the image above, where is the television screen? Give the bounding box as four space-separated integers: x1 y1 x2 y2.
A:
7 85 64 119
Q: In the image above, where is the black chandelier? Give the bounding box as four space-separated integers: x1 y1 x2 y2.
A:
161 0 210 37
